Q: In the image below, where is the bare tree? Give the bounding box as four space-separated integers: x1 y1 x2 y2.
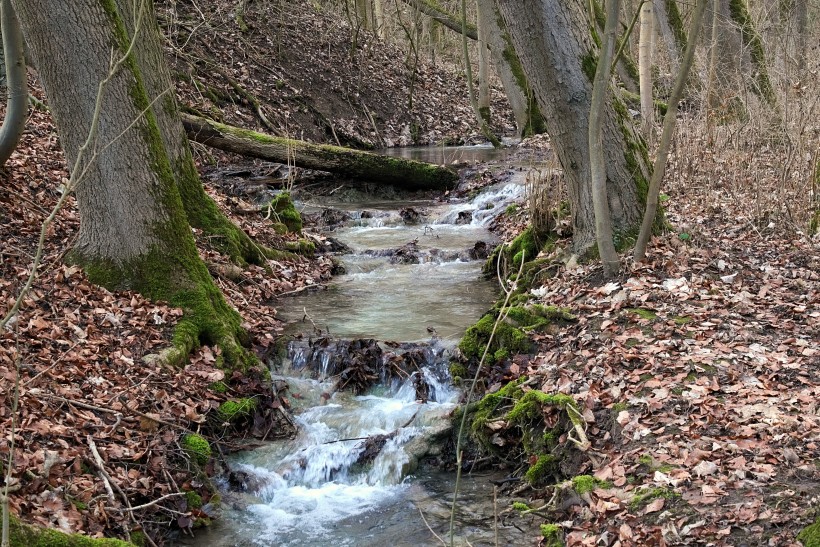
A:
499 0 651 257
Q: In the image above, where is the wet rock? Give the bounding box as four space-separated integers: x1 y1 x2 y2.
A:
320 208 351 226
455 211 473 225
390 240 420 264
399 207 424 225
468 241 489 260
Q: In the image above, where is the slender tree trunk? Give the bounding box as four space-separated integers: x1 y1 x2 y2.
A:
635 0 707 260
373 0 385 39
590 0 622 275
399 0 478 40
639 0 654 141
12 0 255 368
499 0 651 255
477 11 491 124
0 0 26 166
460 0 499 146
475 0 546 137
707 0 744 118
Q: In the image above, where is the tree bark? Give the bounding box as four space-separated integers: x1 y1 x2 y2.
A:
638 0 654 141
13 0 256 369
475 0 546 137
635 0 707 260
0 0 27 166
181 113 459 190
499 0 650 255
477 11 491 123
590 0 622 276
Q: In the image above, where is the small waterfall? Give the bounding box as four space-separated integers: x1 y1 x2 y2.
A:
203 168 535 546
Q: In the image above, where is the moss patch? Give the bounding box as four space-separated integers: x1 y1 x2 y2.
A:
525 454 557 485
181 433 212 465
629 486 680 511
458 304 573 362
571 474 610 494
217 397 257 422
8 515 134 546
799 516 820 546
540 523 564 547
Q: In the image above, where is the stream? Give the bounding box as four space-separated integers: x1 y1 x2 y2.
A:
183 151 539 546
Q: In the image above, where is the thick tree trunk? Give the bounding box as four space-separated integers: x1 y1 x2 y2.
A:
0 0 26 166
181 113 459 191
499 0 650 255
476 0 546 137
13 0 255 368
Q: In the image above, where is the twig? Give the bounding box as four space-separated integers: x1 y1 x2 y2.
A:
86 436 116 505
418 506 447 546
109 492 185 513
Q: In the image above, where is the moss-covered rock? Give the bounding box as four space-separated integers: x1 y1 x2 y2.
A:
181 433 212 465
217 397 257 423
525 454 557 485
458 304 574 362
8 516 134 546
264 192 302 233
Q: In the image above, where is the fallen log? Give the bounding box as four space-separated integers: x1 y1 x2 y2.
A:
181 114 459 191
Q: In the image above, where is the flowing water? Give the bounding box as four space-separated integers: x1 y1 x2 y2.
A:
184 160 539 546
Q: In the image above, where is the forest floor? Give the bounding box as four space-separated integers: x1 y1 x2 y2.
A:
1 0 819 545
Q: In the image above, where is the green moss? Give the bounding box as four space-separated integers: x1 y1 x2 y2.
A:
512 501 530 512
673 315 692 325
540 523 564 546
182 433 212 465
581 52 598 83
470 378 526 439
493 348 509 362
217 398 257 422
127 531 146 547
728 0 776 105
8 515 134 546
525 454 557 485
209 381 228 393
449 363 467 379
265 192 302 233
626 307 657 321
629 487 680 511
459 304 571 362
505 204 519 215
507 390 578 424
500 32 547 136
799 516 820 546
571 474 609 494
185 490 203 509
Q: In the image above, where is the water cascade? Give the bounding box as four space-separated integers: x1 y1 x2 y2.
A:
185 164 538 546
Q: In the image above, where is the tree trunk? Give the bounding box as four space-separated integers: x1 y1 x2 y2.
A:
475 0 546 137
729 0 777 107
499 0 650 255
706 0 744 118
477 12 491 124
635 0 707 261
639 0 654 141
590 0 622 276
13 0 256 369
460 0 499 146
0 0 26 166
181 114 459 190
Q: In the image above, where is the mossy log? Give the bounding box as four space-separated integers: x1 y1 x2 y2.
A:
181 114 459 191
